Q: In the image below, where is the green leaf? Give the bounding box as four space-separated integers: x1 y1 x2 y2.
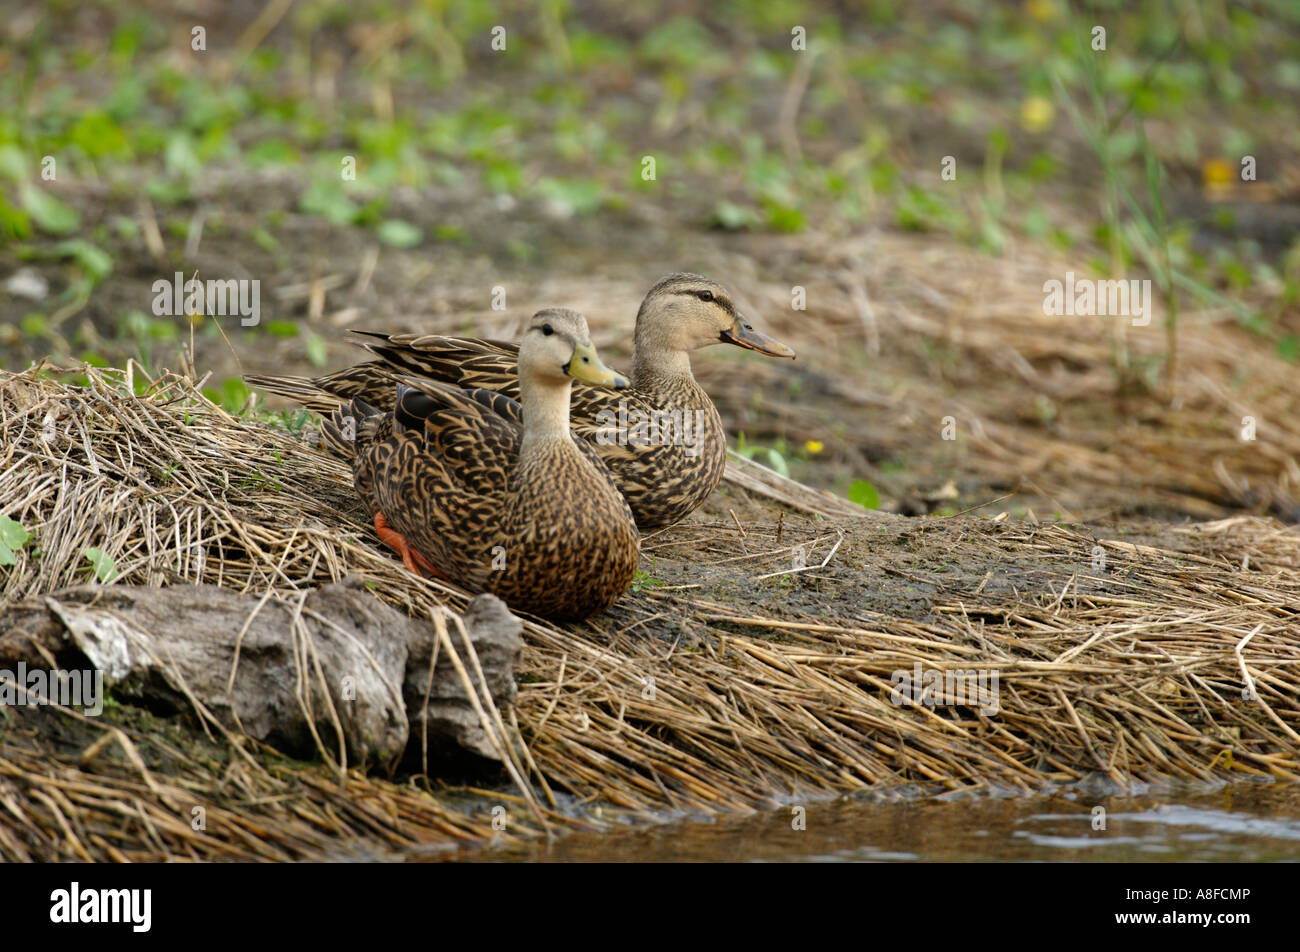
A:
536 177 605 216
54 239 112 283
246 139 300 167
0 515 30 565
252 226 280 252
145 178 192 205
299 180 358 226
0 145 28 181
265 319 299 338
483 159 523 193
111 214 140 240
0 191 31 238
376 219 422 248
764 448 789 478
20 183 80 235
203 377 252 414
1022 207 1050 238
164 133 202 178
352 196 387 227
304 332 327 368
67 112 131 160
711 200 758 231
640 16 713 68
84 547 118 583
631 570 666 592
849 480 880 510
764 202 805 233
0 515 29 551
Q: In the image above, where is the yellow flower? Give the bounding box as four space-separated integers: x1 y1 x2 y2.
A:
1202 158 1234 189
804 440 824 455
1020 96 1054 133
1024 0 1059 23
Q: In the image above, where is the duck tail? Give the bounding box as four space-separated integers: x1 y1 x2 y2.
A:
244 373 345 414
322 396 382 459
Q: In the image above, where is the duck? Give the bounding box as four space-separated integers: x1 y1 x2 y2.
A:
248 274 795 529
321 308 640 621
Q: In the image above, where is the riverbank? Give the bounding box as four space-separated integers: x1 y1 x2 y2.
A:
2 364 1297 860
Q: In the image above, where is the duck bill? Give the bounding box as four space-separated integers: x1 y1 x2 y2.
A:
566 342 630 389
721 316 796 358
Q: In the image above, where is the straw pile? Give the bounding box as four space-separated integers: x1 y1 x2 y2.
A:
1 362 1298 861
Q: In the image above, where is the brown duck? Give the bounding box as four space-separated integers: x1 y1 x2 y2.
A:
322 309 639 621
249 274 795 529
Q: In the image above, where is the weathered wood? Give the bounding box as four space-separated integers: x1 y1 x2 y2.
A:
404 592 522 761
0 581 521 768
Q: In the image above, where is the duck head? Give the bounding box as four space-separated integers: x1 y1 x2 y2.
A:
520 307 629 390
633 273 796 360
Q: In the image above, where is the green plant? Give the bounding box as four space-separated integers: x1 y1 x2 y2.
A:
848 480 880 510
0 515 32 566
735 433 790 478
84 547 118 583
630 569 665 593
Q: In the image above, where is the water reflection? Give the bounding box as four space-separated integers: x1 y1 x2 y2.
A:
456 783 1300 862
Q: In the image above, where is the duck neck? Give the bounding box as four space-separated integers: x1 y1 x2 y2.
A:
518 375 575 454
631 346 694 390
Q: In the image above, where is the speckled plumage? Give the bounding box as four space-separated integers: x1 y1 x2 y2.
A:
327 381 638 620
300 309 640 621
248 274 794 530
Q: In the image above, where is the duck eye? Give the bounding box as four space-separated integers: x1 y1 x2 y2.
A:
696 290 714 302
541 323 554 336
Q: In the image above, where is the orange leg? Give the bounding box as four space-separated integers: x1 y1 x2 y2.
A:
373 512 444 579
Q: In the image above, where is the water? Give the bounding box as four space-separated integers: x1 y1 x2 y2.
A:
461 783 1300 862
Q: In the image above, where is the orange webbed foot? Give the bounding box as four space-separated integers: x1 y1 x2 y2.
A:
373 512 444 580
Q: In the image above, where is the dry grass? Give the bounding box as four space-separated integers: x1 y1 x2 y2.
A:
699 231 1300 522
1 362 1298 861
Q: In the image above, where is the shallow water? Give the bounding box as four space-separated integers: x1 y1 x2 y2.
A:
460 783 1300 862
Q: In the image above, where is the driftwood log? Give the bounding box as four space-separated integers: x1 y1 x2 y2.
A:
0 579 521 766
